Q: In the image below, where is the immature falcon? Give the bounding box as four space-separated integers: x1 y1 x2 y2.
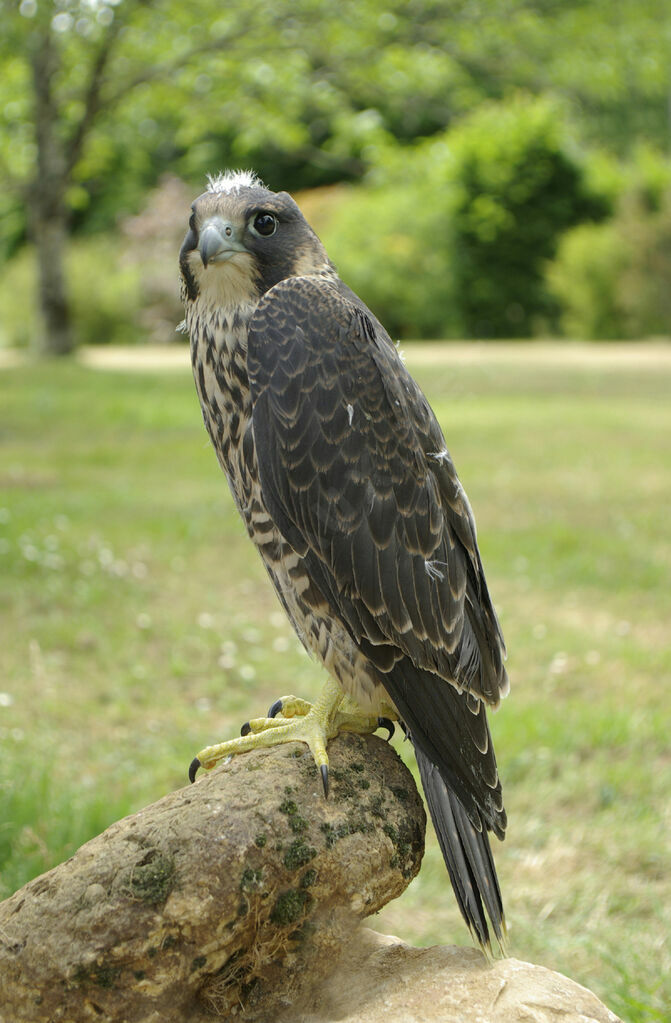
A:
179 170 509 952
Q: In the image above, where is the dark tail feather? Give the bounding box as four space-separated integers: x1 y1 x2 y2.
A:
415 744 507 955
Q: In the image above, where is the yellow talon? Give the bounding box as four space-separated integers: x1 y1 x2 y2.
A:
268 695 312 719
188 677 390 791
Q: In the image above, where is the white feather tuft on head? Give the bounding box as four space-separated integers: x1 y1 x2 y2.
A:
206 170 265 194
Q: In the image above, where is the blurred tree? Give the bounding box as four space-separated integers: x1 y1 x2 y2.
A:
321 97 607 339
1 0 264 353
547 184 671 339
446 97 607 337
120 175 194 345
2 0 671 352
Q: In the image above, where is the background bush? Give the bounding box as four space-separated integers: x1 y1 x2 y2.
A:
547 186 671 339
445 97 607 337
0 237 144 349
545 221 627 339
0 174 196 349
3 109 671 348
322 96 607 339
119 175 193 345
319 173 461 340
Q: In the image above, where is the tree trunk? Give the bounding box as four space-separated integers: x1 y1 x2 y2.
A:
29 24 74 356
32 204 72 356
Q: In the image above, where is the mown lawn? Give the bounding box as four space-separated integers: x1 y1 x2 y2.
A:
1 344 669 1022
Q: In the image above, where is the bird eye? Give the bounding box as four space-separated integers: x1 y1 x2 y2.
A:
252 212 277 237
188 211 196 232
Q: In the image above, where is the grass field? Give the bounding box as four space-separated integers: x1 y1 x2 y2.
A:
1 343 669 1021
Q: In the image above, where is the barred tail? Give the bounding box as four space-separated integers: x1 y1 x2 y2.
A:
415 744 506 954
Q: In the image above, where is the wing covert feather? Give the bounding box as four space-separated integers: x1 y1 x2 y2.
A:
247 276 506 704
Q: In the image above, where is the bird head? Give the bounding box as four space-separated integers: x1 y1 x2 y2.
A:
179 171 332 308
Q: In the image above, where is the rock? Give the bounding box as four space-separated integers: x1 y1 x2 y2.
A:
0 733 425 1022
294 928 623 1023
0 730 622 1023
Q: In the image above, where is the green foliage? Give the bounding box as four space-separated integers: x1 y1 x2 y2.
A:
445 96 607 337
4 0 671 243
546 222 626 339
4 2 671 346
323 97 605 339
547 187 671 339
68 237 143 346
0 248 36 349
581 143 671 216
321 178 460 340
0 237 143 348
119 175 192 344
622 143 671 209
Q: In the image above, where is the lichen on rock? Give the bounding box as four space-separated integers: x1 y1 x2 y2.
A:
0 732 424 1022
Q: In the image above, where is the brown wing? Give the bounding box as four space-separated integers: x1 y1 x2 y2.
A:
246 275 507 706
248 274 508 950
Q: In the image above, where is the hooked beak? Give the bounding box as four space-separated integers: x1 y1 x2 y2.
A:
199 218 247 267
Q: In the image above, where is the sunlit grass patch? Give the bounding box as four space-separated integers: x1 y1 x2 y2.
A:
1 346 669 1022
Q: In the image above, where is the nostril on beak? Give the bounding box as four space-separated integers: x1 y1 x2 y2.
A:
198 219 244 266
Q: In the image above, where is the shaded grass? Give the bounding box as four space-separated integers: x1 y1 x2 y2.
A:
1 347 669 1021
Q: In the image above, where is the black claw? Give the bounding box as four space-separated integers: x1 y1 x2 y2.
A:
188 757 201 784
268 699 283 718
377 717 395 741
321 764 329 798
240 721 251 736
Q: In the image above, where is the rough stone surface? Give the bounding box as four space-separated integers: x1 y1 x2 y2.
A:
0 732 622 1023
0 733 424 1022
292 929 623 1023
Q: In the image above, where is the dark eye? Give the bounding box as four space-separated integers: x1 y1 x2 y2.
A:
188 211 196 231
252 212 277 237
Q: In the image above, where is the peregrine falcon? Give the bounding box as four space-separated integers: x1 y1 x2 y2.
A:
179 170 509 952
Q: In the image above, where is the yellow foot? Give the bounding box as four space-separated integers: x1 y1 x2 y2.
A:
188 677 394 795
266 695 313 720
